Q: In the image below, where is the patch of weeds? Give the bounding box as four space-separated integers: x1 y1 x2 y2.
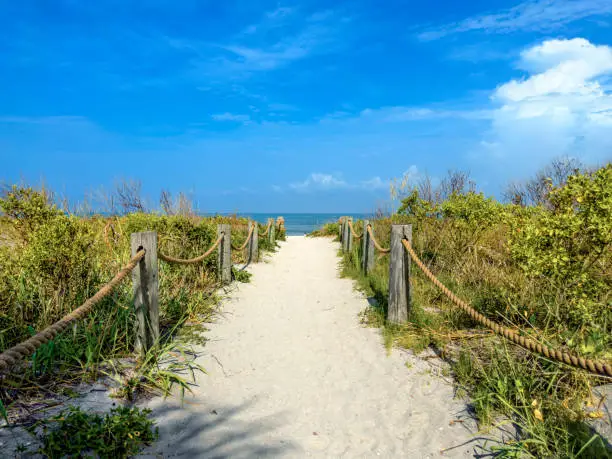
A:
107 326 206 402
38 405 158 458
232 267 252 283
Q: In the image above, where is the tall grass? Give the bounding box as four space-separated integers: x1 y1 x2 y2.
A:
0 185 274 418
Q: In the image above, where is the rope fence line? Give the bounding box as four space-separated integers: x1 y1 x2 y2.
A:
401 238 612 378
338 217 611 378
1 216 285 375
231 224 254 251
367 225 390 253
159 235 224 265
0 250 146 373
347 220 363 239
258 220 272 238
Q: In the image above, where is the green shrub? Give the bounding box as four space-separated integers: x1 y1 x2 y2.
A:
397 189 435 218
509 165 612 329
39 405 158 458
440 191 504 226
0 186 62 241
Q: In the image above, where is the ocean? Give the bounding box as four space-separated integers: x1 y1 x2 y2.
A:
237 213 369 236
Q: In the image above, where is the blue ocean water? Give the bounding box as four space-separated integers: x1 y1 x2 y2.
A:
239 213 368 236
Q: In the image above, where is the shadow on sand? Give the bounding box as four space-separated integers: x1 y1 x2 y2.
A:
138 397 298 458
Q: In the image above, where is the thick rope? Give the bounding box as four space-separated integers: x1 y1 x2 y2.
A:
159 235 223 265
258 221 272 238
401 239 612 377
231 224 254 251
348 221 363 239
0 250 146 374
367 225 390 253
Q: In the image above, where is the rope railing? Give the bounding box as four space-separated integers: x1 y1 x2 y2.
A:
1 216 284 375
231 224 254 251
159 235 224 265
400 238 612 377
259 221 272 238
367 225 390 253
0 250 146 373
348 220 363 239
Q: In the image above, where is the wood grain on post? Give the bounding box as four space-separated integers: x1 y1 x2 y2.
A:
217 224 232 284
268 218 276 244
388 224 412 324
130 231 159 356
361 220 372 273
346 217 354 253
365 222 375 274
249 220 258 263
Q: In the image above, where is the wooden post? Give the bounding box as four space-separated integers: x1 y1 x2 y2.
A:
217 224 231 284
346 217 354 253
338 217 344 242
388 224 412 324
249 220 258 263
362 220 375 274
268 218 276 244
341 217 348 252
131 231 159 356
366 222 375 274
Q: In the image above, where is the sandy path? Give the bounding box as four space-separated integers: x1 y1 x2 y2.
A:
143 236 483 458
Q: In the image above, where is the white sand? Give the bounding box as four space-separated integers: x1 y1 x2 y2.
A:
142 236 487 458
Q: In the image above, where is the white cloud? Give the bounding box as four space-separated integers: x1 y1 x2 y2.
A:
496 38 612 103
483 38 612 164
288 173 392 192
418 0 612 40
364 106 492 122
290 173 347 191
211 112 250 122
205 8 347 76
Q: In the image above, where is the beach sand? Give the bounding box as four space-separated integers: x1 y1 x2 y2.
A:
143 236 487 457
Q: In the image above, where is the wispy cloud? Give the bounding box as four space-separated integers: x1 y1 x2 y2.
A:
290 173 347 191
211 112 251 123
287 173 390 192
359 106 492 122
176 7 349 79
418 0 612 41
0 115 89 125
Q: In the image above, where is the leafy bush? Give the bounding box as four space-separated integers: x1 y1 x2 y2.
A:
440 191 504 226
509 165 612 329
0 186 62 241
396 189 435 219
39 405 158 458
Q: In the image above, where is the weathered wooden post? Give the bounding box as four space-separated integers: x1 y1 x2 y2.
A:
217 224 231 284
388 224 412 323
268 218 276 244
362 220 375 274
338 217 344 242
346 217 354 253
131 231 159 356
249 220 258 263
342 217 349 252
365 221 376 274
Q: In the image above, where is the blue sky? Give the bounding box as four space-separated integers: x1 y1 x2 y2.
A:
1 0 611 212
